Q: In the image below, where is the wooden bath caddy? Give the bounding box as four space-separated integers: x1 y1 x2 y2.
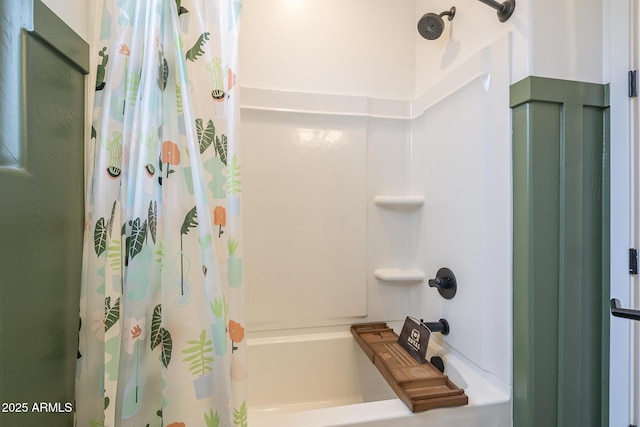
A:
351 322 468 412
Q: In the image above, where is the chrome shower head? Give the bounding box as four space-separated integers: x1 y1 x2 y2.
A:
417 7 456 40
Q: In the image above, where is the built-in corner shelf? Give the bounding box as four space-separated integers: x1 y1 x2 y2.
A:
374 268 425 283
374 196 425 210
374 196 424 283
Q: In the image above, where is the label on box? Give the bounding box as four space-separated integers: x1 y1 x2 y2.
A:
397 316 430 364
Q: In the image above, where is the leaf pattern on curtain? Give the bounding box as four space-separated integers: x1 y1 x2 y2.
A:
77 1 245 426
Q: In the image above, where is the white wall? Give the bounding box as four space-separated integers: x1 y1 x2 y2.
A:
414 0 605 95
528 0 605 84
414 0 528 93
240 0 416 99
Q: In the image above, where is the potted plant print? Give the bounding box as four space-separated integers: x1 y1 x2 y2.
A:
202 123 228 199
182 329 214 399
204 409 220 427
185 118 216 196
228 320 244 353
228 320 247 382
210 296 228 355
226 155 241 217
213 206 226 237
234 401 248 427
227 237 243 288
122 317 146 418
150 304 173 369
206 57 226 102
176 206 197 306
159 140 180 185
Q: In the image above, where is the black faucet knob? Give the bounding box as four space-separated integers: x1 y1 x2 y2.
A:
428 267 457 300
428 277 453 289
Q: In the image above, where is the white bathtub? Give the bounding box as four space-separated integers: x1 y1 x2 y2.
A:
247 327 511 427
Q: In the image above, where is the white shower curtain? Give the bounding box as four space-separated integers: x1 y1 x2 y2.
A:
76 1 246 426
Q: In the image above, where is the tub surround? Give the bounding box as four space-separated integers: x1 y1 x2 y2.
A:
242 32 512 398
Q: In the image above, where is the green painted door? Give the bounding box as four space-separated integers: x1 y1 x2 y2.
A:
0 2 88 426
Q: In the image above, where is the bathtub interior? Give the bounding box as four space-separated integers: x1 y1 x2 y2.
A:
247 330 396 415
246 327 511 427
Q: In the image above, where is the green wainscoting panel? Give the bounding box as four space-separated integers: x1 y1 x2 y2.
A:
511 76 610 427
0 1 88 426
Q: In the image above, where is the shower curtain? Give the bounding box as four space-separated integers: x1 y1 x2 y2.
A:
76 1 245 426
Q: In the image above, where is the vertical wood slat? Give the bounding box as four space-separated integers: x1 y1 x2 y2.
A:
510 76 610 427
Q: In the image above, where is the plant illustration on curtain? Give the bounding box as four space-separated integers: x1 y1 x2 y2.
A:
76 0 245 426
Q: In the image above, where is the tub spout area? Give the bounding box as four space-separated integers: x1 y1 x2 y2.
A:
422 318 450 335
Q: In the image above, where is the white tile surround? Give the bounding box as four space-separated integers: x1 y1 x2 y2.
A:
241 34 512 387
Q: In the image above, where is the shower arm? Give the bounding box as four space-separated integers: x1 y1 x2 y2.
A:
439 7 456 21
477 0 515 22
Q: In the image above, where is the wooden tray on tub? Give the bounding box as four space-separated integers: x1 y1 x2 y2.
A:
351 322 468 412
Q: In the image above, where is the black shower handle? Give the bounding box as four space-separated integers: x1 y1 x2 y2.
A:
610 298 640 321
428 277 454 289
428 267 457 300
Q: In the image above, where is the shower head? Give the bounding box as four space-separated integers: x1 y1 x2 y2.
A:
417 7 455 40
